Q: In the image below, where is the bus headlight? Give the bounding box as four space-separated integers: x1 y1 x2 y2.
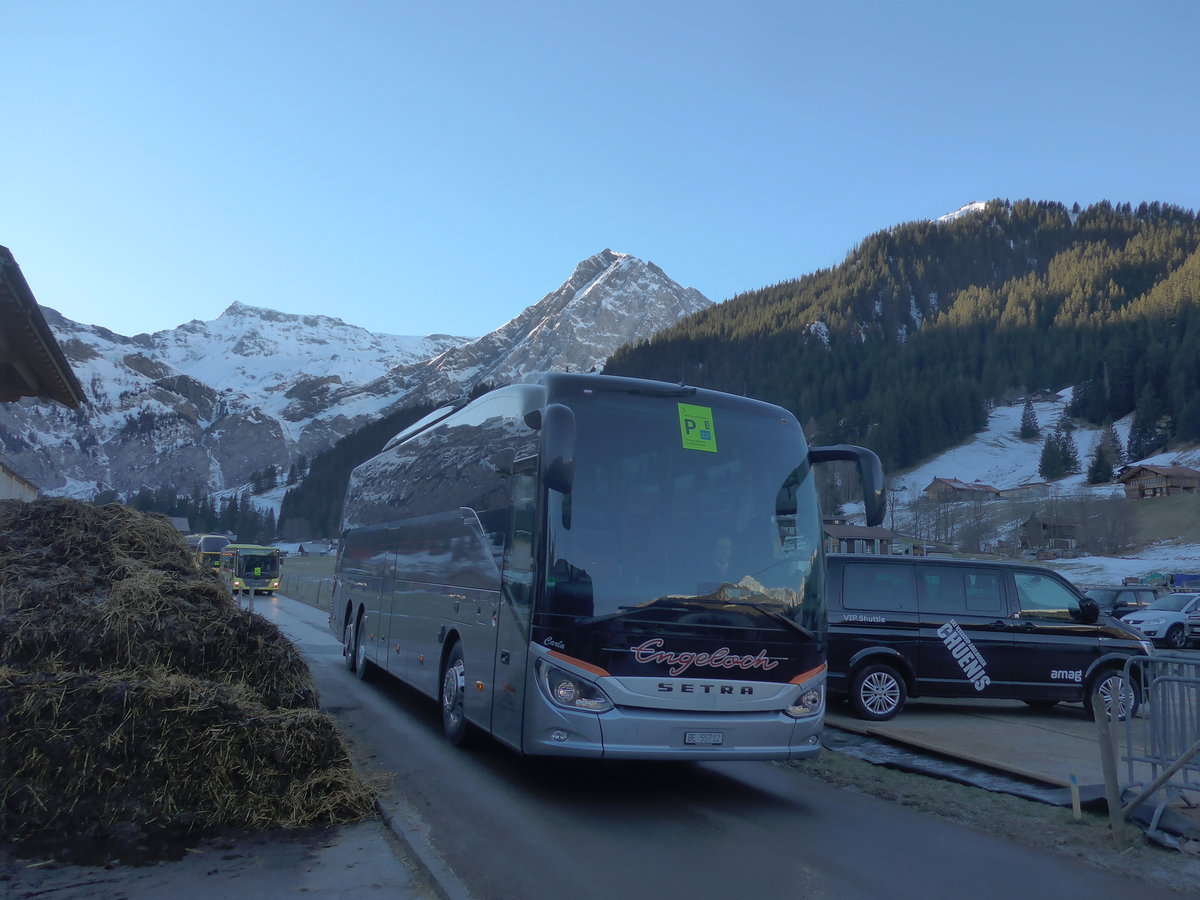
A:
785 686 823 718
537 661 613 713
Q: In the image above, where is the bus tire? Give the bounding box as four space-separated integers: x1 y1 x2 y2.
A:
353 610 373 681
343 618 357 672
441 640 471 746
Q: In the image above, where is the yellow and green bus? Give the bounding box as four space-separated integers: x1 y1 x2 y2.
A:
220 543 282 596
196 534 230 571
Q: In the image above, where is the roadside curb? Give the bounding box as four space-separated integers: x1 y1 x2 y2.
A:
374 794 474 900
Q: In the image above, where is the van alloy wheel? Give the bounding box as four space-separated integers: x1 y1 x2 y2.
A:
850 663 906 721
1086 668 1138 721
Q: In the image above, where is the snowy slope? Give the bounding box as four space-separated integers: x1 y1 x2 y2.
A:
879 387 1200 586
888 388 1200 498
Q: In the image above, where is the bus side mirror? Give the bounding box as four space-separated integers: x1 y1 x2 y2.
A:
541 403 576 495
809 444 886 527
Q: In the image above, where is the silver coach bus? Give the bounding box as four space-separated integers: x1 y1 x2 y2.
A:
330 373 883 759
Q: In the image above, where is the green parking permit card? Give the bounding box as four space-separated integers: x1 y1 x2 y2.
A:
678 403 717 452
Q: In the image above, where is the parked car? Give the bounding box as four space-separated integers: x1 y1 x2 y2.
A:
825 554 1154 722
1122 593 1200 650
1083 585 1164 619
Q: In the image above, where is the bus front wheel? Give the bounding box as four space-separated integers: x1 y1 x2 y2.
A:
441 641 471 746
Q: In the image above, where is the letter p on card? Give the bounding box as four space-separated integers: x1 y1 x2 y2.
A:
678 403 718 453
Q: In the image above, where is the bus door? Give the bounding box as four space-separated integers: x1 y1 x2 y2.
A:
491 455 538 751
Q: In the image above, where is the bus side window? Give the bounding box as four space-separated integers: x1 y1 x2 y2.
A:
502 456 538 620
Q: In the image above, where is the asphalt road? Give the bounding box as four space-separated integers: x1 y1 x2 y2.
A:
260 593 1185 900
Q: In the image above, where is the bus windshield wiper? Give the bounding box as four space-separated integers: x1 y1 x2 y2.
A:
710 590 817 641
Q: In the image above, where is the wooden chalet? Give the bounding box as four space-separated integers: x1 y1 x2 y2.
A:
1117 464 1200 499
922 477 1002 503
0 246 86 408
822 521 898 555
1 246 88 501
1 457 38 501
1020 514 1080 551
999 481 1053 500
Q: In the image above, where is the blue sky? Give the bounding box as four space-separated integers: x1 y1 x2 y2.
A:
4 1 1198 339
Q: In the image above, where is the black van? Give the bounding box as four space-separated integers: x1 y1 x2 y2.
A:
825 554 1153 721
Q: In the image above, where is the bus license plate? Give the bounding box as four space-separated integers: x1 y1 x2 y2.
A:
685 731 724 746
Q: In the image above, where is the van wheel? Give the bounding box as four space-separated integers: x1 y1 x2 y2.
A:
850 663 906 721
1085 668 1138 721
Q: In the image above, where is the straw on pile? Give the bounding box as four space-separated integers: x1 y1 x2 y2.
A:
0 498 374 863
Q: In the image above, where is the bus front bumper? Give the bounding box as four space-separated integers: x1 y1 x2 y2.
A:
524 705 824 761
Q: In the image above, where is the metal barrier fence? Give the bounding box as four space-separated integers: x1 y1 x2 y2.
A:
279 574 335 610
1118 654 1200 829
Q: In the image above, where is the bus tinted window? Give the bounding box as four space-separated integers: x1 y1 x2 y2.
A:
542 389 823 632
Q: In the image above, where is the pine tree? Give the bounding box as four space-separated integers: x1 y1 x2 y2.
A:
1087 435 1114 484
1019 396 1040 439
1038 432 1064 479
1062 429 1081 474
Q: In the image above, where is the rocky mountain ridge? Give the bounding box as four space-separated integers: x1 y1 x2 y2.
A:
0 251 711 498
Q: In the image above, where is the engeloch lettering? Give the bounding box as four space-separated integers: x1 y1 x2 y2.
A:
630 638 779 677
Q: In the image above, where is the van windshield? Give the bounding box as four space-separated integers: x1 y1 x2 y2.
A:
542 390 824 634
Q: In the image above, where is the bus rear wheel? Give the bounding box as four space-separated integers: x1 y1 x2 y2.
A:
441 641 471 746
353 611 372 681
343 618 357 672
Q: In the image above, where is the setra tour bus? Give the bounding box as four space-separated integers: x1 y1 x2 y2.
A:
220 543 282 596
330 373 883 759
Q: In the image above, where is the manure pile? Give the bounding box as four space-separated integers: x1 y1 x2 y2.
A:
0 498 374 863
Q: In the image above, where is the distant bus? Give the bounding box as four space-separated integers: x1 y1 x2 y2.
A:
196 534 231 571
330 373 883 760
220 544 282 596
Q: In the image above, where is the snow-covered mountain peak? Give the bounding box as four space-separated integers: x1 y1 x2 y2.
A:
368 250 713 406
2 251 711 500
936 201 988 224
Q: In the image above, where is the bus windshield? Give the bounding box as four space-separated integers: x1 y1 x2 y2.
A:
237 552 279 577
542 390 824 635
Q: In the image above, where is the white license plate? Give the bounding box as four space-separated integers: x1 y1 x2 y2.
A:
685 731 724 746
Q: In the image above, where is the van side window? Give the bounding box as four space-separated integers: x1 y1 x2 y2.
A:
965 572 1003 612
843 563 916 612
917 566 1003 615
1013 571 1081 621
